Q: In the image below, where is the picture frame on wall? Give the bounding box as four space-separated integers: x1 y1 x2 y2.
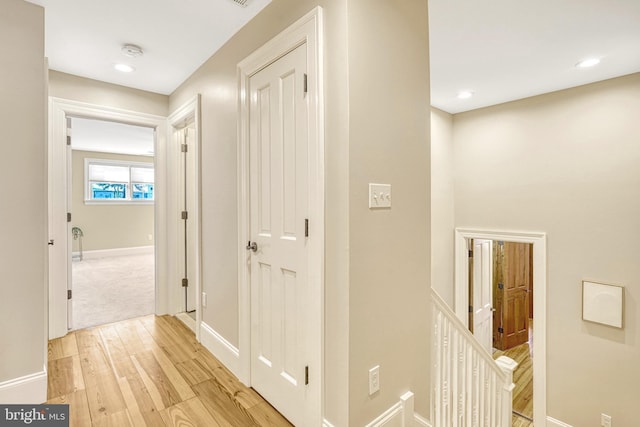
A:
582 280 624 328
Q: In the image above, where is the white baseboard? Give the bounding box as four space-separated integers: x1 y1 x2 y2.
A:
365 391 418 427
175 312 196 333
547 416 573 427
322 419 337 427
0 366 47 404
200 321 240 379
414 413 431 427
74 245 154 260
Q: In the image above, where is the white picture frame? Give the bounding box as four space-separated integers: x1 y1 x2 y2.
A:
582 281 624 328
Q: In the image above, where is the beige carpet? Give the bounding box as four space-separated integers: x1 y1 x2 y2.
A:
71 253 155 330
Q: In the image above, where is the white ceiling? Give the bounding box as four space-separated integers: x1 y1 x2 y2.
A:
429 0 640 113
26 0 640 114
27 0 271 95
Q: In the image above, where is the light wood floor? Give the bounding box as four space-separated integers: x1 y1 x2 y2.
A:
47 314 292 427
494 320 534 427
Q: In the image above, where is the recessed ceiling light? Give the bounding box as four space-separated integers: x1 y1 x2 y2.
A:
457 90 474 99
576 58 601 68
114 63 135 73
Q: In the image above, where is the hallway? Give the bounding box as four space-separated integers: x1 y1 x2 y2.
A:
46 315 291 426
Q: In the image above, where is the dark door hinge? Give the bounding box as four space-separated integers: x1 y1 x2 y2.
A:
66 135 71 146
67 212 72 222
182 278 189 287
468 249 473 258
305 366 309 385
469 305 473 313
67 290 72 300
305 219 309 237
181 143 188 153
181 211 188 220
303 73 308 94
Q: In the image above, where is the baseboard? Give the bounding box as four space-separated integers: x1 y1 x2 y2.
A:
322 419 336 427
547 416 573 427
74 245 154 260
414 413 431 427
175 312 196 333
364 391 417 427
200 321 241 378
0 366 47 404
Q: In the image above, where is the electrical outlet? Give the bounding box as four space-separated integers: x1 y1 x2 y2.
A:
601 413 611 427
202 292 207 308
368 365 380 395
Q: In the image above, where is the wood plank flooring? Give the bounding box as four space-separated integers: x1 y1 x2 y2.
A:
494 325 533 427
47 315 293 427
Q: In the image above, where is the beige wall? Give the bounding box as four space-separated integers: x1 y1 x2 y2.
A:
347 0 431 424
453 73 640 426
71 151 154 251
49 70 169 117
431 108 455 306
170 0 431 424
0 0 46 386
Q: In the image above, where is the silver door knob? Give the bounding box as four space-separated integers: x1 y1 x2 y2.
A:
246 241 258 252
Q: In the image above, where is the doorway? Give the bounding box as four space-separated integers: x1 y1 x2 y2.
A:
68 117 156 330
48 97 169 340
455 228 547 426
468 239 533 422
237 8 323 427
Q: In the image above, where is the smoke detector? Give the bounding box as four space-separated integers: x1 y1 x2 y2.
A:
121 44 144 58
231 0 250 7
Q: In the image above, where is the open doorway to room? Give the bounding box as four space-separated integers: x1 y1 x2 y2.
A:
454 228 547 427
468 239 533 424
69 117 156 330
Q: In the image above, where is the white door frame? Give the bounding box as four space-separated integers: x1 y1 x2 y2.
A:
48 97 168 339
237 7 324 426
168 95 202 339
454 227 546 425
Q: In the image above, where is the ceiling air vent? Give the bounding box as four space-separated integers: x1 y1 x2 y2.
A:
231 0 250 7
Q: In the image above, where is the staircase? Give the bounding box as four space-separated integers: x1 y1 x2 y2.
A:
431 288 517 427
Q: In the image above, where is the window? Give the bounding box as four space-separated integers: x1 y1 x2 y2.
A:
85 159 154 203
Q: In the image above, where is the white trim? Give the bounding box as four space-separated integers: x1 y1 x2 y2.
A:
414 413 432 427
322 419 337 427
73 245 154 260
364 391 417 427
48 97 167 339
199 321 241 378
547 416 573 427
454 228 547 427
175 312 196 333
167 94 202 341
237 7 324 426
0 366 47 404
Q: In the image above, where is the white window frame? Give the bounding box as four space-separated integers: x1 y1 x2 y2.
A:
84 158 155 204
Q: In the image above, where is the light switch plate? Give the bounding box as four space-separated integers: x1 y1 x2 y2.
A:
369 183 391 209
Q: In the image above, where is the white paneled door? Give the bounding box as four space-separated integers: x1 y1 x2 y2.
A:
248 43 309 426
473 239 493 354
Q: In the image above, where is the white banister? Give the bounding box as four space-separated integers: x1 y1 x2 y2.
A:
431 288 517 427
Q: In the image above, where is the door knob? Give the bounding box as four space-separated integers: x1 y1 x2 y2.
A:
246 241 258 252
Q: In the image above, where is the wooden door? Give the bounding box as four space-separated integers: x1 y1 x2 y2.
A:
494 242 531 350
248 43 309 426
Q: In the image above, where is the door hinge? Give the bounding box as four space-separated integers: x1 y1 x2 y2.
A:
305 219 309 237
181 211 188 220
498 241 504 246
305 366 309 385
469 305 473 313
498 327 504 334
468 249 473 257
66 135 71 146
67 290 72 300
498 283 504 289
181 143 188 153
182 278 189 287
303 73 308 94
67 212 72 222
